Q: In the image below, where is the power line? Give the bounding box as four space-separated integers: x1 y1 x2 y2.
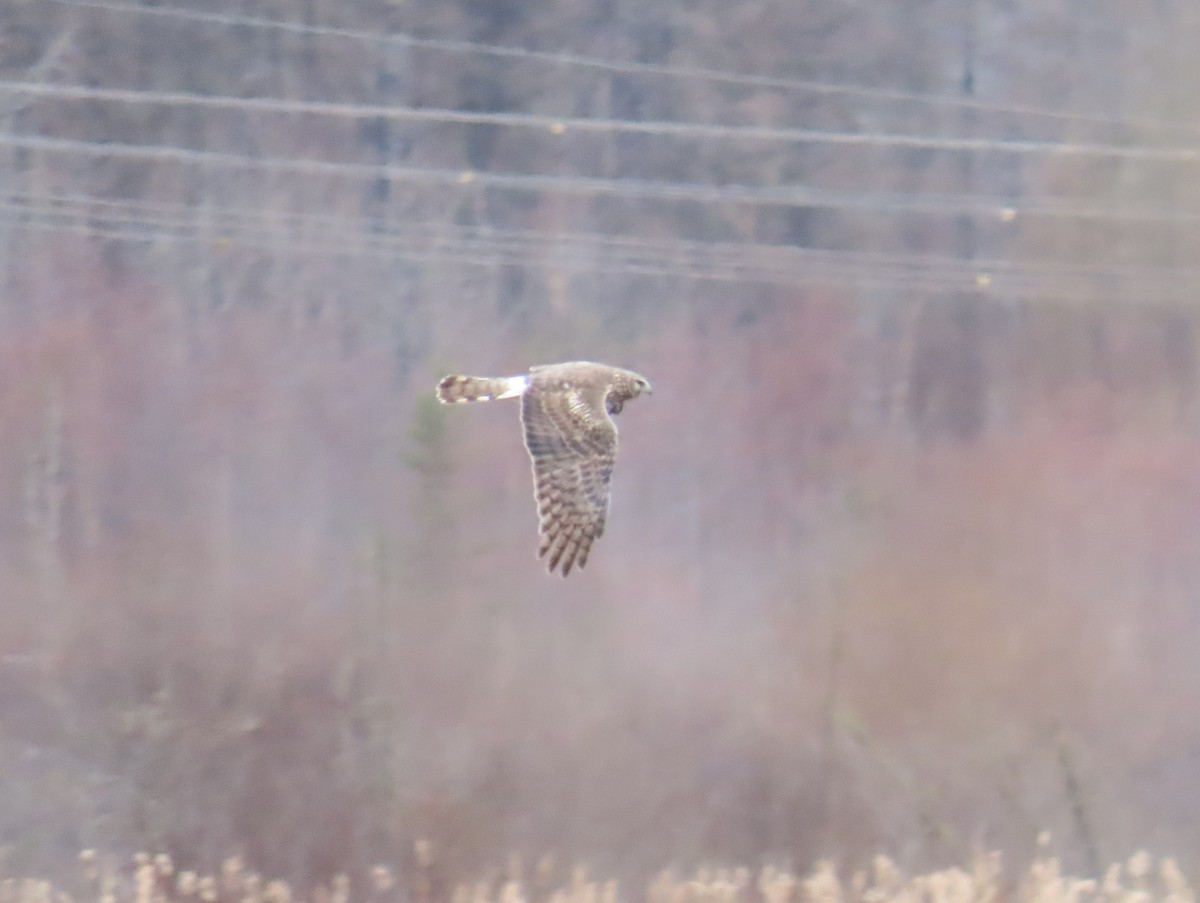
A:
7 79 1199 164
5 134 1200 226
8 81 1199 163
0 207 979 291
1 191 1193 303
2 188 1194 281
5 212 1189 305
35 0 1200 138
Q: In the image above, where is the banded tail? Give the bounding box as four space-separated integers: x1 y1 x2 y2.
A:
436 373 529 404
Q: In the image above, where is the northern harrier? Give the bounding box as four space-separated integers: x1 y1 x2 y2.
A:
436 361 652 576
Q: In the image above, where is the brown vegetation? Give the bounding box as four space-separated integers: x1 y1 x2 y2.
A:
5 844 1196 903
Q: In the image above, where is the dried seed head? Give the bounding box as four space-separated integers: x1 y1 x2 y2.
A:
198 877 218 903
177 872 198 898
79 851 100 884
134 863 156 903
331 874 350 903
801 860 840 903
264 881 292 903
872 856 901 895
646 870 676 903
371 868 394 894
1101 864 1123 897
1159 857 1194 899
242 876 263 903
1127 852 1151 881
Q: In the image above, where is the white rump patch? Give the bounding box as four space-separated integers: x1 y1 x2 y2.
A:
496 375 529 399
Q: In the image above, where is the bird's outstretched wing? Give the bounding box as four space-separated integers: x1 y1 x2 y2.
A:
520 381 616 576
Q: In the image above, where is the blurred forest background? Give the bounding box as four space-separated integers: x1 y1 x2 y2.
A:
1 0 1199 892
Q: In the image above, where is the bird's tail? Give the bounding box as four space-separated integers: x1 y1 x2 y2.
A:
436 373 528 404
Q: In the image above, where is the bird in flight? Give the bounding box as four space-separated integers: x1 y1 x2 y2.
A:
436 361 652 576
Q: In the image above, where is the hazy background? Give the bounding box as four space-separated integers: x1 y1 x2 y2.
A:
1 0 1199 890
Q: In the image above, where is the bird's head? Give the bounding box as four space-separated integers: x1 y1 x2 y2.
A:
606 368 652 415
619 369 652 400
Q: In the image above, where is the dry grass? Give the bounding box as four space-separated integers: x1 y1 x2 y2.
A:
2 840 1194 903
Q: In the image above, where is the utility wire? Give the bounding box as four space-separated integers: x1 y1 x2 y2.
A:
4 134 1200 225
35 0 1200 138
2 188 1194 282
1 192 1192 303
7 82 1199 163
5 211 1187 305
